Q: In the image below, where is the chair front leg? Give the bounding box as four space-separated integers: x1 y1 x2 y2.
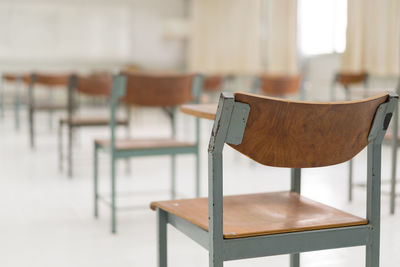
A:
67 125 73 177
290 253 300 267
58 121 63 172
366 239 380 267
157 209 168 267
29 107 35 149
94 144 99 218
348 159 353 201
111 153 117 234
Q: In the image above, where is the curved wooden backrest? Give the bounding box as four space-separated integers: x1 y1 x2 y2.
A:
120 72 196 107
338 72 367 85
259 75 301 96
33 73 70 87
204 75 223 92
230 92 388 168
76 73 112 97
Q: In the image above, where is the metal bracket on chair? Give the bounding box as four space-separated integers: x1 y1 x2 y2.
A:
225 102 250 145
368 93 398 143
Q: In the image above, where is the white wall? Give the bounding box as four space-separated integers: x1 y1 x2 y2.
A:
0 0 186 73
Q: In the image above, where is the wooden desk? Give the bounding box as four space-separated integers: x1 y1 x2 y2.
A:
180 103 217 120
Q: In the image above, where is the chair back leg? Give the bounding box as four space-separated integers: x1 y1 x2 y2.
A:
157 209 168 267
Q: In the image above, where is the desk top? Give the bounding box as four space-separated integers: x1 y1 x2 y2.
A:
180 103 217 120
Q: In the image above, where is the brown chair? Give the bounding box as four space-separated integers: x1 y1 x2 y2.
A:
256 74 302 97
94 72 203 233
331 71 369 100
58 73 130 177
28 73 70 149
151 91 397 267
201 75 225 103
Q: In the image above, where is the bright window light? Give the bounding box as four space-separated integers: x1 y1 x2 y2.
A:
299 0 347 55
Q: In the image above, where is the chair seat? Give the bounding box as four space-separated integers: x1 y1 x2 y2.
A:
150 191 368 239
59 116 128 127
33 103 67 111
95 138 196 151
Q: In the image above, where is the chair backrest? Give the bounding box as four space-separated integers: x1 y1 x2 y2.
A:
3 73 30 83
119 72 200 107
32 73 70 87
75 73 112 97
204 75 223 92
259 75 301 96
337 72 368 86
228 92 389 168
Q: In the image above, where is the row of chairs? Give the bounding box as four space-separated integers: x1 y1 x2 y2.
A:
0 70 397 267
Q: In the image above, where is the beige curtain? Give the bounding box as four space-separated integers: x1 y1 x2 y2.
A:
342 0 400 76
188 0 262 74
264 0 299 75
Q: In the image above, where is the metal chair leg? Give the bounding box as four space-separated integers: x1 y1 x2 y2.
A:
290 253 300 267
111 153 117 234
58 121 63 172
171 155 176 199
390 103 398 214
366 240 380 267
67 125 73 177
348 159 353 202
195 152 200 197
14 80 21 130
29 108 35 149
94 145 99 218
157 209 168 267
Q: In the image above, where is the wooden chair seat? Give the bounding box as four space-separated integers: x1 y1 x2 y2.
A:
59 116 128 127
95 138 195 151
33 103 67 111
151 191 367 239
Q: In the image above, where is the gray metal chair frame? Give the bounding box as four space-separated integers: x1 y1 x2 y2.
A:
1 73 25 130
330 72 369 101
347 78 400 214
58 74 130 177
94 74 203 233
154 92 397 267
28 73 69 149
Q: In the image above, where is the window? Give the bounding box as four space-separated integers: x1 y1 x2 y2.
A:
298 0 347 55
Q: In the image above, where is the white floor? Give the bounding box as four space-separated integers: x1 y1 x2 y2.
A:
0 107 399 267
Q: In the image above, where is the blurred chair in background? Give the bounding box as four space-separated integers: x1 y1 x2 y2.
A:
201 75 225 103
151 91 396 267
330 72 369 101
28 73 70 149
253 74 302 98
1 73 30 129
94 72 203 233
58 73 130 177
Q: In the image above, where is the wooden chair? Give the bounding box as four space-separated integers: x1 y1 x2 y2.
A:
151 91 397 267
58 73 130 177
201 75 225 103
330 71 369 101
28 73 70 149
254 74 302 97
94 72 203 233
1 73 30 129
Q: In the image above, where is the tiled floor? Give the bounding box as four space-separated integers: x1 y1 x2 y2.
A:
0 108 399 267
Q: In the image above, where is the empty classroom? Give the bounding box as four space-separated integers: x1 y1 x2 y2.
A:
0 1 399 267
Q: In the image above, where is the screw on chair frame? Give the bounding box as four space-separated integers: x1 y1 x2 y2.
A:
153 91 397 267
94 73 204 234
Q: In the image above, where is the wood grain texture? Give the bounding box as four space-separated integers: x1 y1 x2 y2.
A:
95 138 195 151
120 72 195 107
180 103 217 120
33 73 70 86
230 92 388 168
59 116 128 126
259 74 301 96
76 73 112 97
151 191 368 239
338 72 367 85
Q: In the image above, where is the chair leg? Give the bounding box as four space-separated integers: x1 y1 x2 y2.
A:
348 159 353 202
195 153 200 197
67 125 73 177
157 209 168 267
14 84 20 130
29 108 35 149
290 253 300 267
58 122 63 172
171 155 176 199
209 251 223 267
366 240 380 267
111 154 117 234
94 145 99 218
